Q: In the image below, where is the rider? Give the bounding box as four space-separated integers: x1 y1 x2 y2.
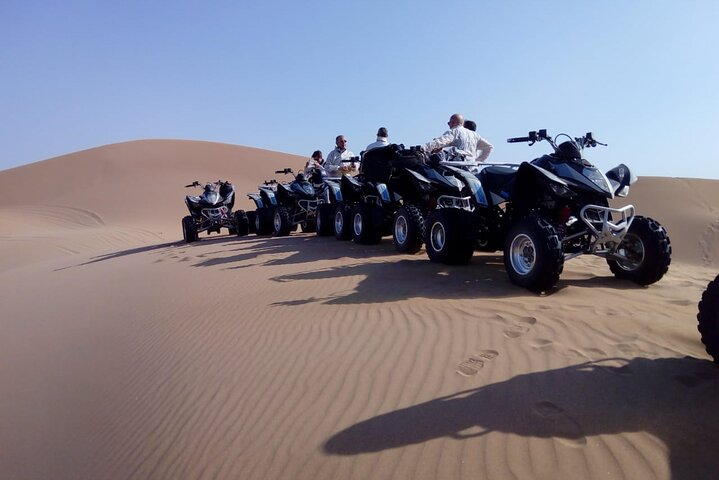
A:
424 113 493 167
325 134 357 177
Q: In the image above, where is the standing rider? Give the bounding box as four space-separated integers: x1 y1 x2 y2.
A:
424 113 493 166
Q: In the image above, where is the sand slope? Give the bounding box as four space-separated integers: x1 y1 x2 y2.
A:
1 140 718 480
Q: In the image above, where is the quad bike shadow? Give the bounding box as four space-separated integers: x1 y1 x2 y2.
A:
325 356 719 479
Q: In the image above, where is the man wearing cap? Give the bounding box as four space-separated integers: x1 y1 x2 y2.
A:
365 127 390 152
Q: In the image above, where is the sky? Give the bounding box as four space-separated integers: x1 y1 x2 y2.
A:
1 0 718 178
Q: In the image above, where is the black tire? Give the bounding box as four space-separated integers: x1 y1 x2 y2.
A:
273 206 292 236
503 215 564 293
182 215 198 243
393 205 424 254
352 203 383 245
246 210 257 234
698 275 719 365
234 210 249 236
424 209 474 264
334 204 352 241
316 203 334 237
254 208 274 236
607 216 671 286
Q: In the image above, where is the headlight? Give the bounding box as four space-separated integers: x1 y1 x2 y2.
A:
549 183 574 197
584 168 611 193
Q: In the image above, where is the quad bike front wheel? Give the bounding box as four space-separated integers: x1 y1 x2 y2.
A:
393 205 424 254
698 274 719 365
182 215 198 243
273 207 292 236
424 209 474 265
607 216 671 286
503 215 564 293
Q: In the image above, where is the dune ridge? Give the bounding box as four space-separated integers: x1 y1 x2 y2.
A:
1 140 718 480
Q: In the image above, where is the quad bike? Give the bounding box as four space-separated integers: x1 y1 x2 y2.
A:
247 168 326 236
698 274 719 364
182 180 249 243
346 145 486 256
425 129 672 292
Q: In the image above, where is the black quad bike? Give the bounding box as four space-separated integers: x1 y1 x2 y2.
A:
338 145 432 248
313 158 358 238
182 180 249 243
425 129 672 292
247 168 326 236
698 274 719 365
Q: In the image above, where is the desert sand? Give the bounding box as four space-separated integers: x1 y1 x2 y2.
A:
1 140 718 480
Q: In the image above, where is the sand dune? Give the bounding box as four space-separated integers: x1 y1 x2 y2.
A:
1 140 718 479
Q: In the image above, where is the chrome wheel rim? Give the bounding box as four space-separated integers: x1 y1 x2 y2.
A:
395 215 408 244
273 211 282 231
430 221 445 252
353 212 363 236
334 210 344 234
510 234 535 275
615 233 645 271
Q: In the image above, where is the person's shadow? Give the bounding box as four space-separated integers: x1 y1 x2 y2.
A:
324 356 719 479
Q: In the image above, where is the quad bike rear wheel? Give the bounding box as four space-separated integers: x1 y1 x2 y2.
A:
352 203 383 245
182 215 198 243
393 204 424 254
424 209 474 265
607 216 671 286
503 215 564 293
254 207 274 235
698 274 719 365
246 210 257 234
316 203 334 237
234 210 250 236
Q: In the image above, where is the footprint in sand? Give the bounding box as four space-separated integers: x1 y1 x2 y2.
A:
503 316 537 339
532 401 587 447
457 350 499 376
530 338 554 351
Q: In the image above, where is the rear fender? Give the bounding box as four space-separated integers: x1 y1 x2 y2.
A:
247 193 264 209
259 188 278 207
605 163 637 198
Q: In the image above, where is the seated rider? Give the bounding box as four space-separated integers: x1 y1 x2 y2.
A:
325 135 357 177
304 150 325 176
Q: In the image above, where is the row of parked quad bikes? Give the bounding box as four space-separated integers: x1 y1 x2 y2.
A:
180 129 719 364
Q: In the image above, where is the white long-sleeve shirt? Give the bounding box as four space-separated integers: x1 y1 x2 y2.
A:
325 147 356 176
425 126 493 162
365 136 389 152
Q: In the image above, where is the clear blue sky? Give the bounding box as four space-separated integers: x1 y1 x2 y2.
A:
2 1 718 178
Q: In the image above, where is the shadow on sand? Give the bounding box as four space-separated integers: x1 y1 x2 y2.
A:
324 356 719 479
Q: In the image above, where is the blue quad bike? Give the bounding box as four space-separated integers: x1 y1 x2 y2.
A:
247 167 327 236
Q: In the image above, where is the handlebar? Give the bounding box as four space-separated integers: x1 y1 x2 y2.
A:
275 168 294 175
340 156 361 163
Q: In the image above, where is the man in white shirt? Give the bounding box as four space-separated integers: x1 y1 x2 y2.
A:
365 127 389 152
325 135 357 177
424 113 493 163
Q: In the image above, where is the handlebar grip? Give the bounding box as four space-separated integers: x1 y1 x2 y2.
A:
507 137 530 143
